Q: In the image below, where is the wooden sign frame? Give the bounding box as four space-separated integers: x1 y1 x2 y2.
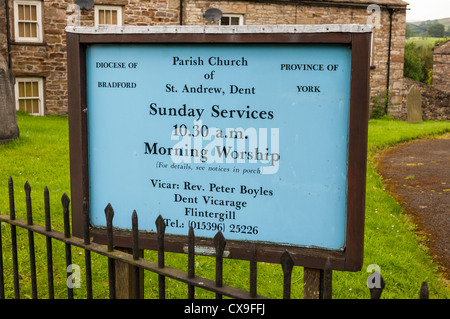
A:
66 25 371 272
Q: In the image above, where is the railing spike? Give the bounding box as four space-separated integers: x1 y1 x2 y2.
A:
214 231 226 299
8 176 15 220
7 177 19 298
213 231 226 257
155 215 166 299
44 187 51 230
420 281 429 299
62 193 71 238
132 210 139 260
104 204 115 298
188 226 195 299
369 272 385 299
24 181 31 194
188 226 195 279
280 250 294 299
61 193 70 209
280 250 294 273
25 181 32 226
104 204 114 252
155 215 165 239
23 181 37 298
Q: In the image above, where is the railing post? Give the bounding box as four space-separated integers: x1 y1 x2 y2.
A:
420 281 429 299
62 193 73 299
156 215 166 299
105 203 116 299
187 226 195 299
83 198 93 299
8 177 20 299
214 231 226 299
44 187 54 299
25 181 37 299
281 250 294 299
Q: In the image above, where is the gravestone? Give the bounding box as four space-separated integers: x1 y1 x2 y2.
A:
406 85 423 123
0 55 19 144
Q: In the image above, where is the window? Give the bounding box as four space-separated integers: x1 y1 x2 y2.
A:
14 1 43 43
95 6 123 26
220 14 244 26
15 78 44 116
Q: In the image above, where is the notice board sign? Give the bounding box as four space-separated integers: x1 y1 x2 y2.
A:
66 25 372 271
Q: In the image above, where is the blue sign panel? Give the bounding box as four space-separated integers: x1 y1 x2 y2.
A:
86 43 352 251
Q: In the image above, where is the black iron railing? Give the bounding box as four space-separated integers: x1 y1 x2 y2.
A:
0 177 429 299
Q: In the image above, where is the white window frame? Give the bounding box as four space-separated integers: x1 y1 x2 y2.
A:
14 0 43 43
15 77 45 116
219 14 244 26
94 5 123 26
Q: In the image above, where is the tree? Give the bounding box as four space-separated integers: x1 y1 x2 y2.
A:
405 24 418 38
427 23 445 37
0 54 19 144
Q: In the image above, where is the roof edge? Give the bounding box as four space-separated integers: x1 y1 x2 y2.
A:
65 24 374 35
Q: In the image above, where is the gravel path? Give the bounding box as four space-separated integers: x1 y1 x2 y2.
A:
375 134 450 282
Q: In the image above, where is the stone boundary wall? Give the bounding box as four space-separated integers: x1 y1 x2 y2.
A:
401 77 450 121
433 40 450 93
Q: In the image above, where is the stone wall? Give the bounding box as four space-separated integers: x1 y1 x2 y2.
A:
433 40 450 93
1 1 70 115
402 77 450 121
183 1 407 118
1 0 408 116
0 0 180 115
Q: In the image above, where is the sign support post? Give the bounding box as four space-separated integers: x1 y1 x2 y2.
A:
115 247 144 299
303 268 323 299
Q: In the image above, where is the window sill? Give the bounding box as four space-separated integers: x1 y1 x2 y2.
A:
11 41 47 46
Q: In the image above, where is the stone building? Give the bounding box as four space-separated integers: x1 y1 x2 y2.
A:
433 40 450 93
0 0 408 117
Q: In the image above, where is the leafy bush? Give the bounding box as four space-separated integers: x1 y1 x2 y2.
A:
427 23 445 38
404 43 424 81
403 42 433 85
370 90 390 119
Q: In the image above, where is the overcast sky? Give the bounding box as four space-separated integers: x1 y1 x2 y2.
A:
405 0 450 22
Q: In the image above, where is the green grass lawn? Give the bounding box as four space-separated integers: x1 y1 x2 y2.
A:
406 37 446 46
0 112 449 299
